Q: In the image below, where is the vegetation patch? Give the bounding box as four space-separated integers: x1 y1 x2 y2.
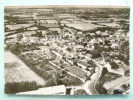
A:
5 81 42 94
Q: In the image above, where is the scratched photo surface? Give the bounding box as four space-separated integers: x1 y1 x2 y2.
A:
4 5 130 95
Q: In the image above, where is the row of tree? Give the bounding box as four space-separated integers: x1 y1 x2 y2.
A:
7 42 41 54
5 81 41 94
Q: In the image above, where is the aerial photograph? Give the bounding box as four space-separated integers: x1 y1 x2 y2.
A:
4 6 130 95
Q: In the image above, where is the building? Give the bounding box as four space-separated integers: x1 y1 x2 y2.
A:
17 85 66 95
45 31 61 39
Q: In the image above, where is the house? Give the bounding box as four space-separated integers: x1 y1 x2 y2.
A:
17 85 66 95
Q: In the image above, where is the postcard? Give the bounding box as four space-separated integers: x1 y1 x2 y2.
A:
4 5 130 95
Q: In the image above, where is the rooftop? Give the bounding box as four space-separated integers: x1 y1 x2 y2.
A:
17 85 66 95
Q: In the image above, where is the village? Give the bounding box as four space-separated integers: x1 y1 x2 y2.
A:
4 6 130 95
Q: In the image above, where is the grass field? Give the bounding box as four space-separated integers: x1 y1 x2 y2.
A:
4 50 45 86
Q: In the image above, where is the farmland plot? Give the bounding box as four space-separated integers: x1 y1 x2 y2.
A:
4 50 45 86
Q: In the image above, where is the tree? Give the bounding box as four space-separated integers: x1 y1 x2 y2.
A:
66 48 72 52
94 43 101 50
83 42 87 49
16 33 23 41
85 74 91 81
117 54 125 61
8 42 22 54
5 81 40 94
110 61 119 70
5 26 10 32
85 50 90 54
76 37 79 40
73 61 78 66
62 69 67 75
124 59 129 65
104 40 110 45
101 67 108 77
37 31 43 37
90 50 101 59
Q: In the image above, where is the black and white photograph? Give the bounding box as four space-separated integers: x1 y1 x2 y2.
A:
4 5 130 95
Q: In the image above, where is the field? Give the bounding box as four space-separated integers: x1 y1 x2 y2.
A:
6 24 34 30
4 50 45 86
66 66 88 79
65 23 103 31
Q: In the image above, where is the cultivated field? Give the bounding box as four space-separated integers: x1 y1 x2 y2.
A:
4 50 45 86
